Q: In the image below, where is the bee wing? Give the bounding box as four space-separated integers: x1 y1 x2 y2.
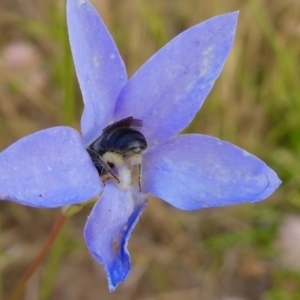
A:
102 117 143 134
130 118 143 128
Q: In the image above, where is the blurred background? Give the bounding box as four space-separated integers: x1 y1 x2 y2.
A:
0 0 300 299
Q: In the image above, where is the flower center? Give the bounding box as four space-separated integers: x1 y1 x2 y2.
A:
86 117 147 190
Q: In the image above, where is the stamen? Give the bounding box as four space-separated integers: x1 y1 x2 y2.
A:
116 165 131 190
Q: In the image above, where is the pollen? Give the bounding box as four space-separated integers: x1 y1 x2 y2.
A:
113 240 119 252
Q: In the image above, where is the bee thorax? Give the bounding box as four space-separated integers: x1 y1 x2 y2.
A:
102 152 123 166
125 154 142 166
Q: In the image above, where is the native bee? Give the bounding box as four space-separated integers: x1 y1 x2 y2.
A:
86 117 147 186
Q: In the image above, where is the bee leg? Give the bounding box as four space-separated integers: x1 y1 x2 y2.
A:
138 163 142 192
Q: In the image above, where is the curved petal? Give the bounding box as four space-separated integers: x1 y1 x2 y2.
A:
84 182 147 292
0 127 102 208
142 134 281 210
67 0 127 146
114 12 238 148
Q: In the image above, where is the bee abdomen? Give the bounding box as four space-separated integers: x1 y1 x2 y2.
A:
114 130 147 155
104 128 147 155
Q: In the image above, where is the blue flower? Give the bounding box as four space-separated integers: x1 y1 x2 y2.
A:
0 0 281 292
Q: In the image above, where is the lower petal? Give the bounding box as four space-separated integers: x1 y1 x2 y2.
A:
0 127 102 207
142 134 281 210
84 182 147 291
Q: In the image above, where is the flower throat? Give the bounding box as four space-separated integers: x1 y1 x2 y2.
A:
86 116 147 189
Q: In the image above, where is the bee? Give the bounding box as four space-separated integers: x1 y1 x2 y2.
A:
86 117 147 187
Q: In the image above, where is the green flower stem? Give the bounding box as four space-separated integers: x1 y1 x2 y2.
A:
8 212 68 300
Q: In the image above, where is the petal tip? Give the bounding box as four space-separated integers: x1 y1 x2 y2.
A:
214 10 239 24
216 11 239 35
259 166 281 201
107 263 130 292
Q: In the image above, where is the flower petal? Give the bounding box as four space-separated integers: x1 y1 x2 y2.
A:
0 127 102 208
67 0 127 146
114 12 238 147
84 182 147 291
142 134 281 210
